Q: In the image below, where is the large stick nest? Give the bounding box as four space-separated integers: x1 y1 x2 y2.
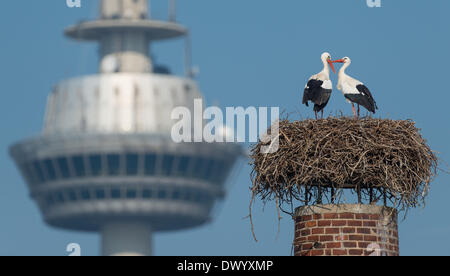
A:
250 117 438 212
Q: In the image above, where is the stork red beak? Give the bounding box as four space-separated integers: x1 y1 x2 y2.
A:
332 59 346 63
327 59 336 74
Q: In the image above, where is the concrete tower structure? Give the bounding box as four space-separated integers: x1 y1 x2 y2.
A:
10 0 241 256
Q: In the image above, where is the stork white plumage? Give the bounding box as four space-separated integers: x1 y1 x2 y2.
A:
334 57 378 119
302 52 336 120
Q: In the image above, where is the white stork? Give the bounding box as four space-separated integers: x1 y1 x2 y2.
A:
333 57 378 119
302 52 336 120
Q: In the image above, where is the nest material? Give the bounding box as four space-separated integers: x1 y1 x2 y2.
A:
250 117 438 212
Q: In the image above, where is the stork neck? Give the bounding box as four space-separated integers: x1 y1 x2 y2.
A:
338 62 350 78
322 59 330 76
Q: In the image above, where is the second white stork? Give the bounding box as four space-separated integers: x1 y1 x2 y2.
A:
302 52 336 120
333 57 378 119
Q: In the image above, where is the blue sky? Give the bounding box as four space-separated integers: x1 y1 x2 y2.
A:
0 0 449 256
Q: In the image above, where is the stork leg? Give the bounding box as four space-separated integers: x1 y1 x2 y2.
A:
321 110 324 120
352 103 356 119
357 104 360 120
315 111 318 120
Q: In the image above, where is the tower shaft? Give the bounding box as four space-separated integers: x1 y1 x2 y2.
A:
99 31 151 73
100 0 149 20
101 222 152 256
99 0 151 73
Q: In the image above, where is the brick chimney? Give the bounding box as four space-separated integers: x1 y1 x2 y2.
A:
294 204 399 256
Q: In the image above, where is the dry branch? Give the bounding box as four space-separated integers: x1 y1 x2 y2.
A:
249 117 438 212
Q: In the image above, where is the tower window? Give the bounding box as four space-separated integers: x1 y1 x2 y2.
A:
55 192 65 204
72 155 86 177
32 161 45 183
95 189 106 199
176 156 190 176
57 157 71 179
144 154 156 175
172 189 181 200
157 189 167 199
111 188 121 199
192 157 206 179
89 155 102 176
81 189 91 200
126 189 137 199
107 154 121 176
45 194 55 206
142 189 153 199
43 159 57 181
126 153 139 175
67 189 77 202
161 155 175 176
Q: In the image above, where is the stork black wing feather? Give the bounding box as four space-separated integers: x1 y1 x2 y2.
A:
303 79 323 106
356 84 378 113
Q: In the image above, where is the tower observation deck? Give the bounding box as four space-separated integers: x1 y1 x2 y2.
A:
9 0 242 256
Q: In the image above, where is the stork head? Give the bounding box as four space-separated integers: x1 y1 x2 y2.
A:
321 52 335 74
333 56 351 65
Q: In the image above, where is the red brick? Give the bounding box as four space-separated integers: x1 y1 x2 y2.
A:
343 227 355 234
343 242 357 248
294 208 399 257
298 237 307 243
302 243 313 251
326 242 342 249
320 235 334 242
349 235 364 241
312 228 324 235
325 228 340 234
310 250 324 256
318 220 331 227
332 220 347 227
316 242 326 249
363 221 376 227
357 228 371 234
307 235 320 242
358 241 370 249
347 220 362 227
364 235 377 242
339 213 355 219
332 249 347 256
335 234 348 241
301 229 310 236
323 213 338 219
369 214 380 220
348 249 364 255
355 214 370 220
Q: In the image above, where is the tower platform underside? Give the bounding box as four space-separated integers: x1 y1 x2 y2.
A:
10 133 241 232
65 20 187 41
